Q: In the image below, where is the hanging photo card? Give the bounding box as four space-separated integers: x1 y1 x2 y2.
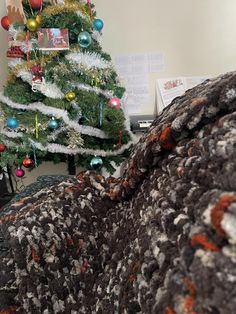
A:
38 28 70 51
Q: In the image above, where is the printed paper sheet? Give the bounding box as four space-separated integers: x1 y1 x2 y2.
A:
115 52 165 114
156 76 210 113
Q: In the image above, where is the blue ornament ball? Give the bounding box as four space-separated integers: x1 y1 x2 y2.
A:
78 31 92 48
48 118 59 130
90 156 103 170
6 117 19 129
93 19 104 32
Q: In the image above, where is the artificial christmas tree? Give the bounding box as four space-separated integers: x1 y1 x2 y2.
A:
0 0 134 175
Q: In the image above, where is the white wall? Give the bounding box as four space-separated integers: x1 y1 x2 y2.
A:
1 0 236 185
93 0 236 114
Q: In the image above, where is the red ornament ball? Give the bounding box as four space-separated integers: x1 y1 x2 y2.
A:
22 157 34 168
15 168 25 178
108 97 121 108
29 0 42 9
1 16 10 30
0 144 6 152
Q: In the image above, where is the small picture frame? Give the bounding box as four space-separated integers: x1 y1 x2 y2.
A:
38 28 69 51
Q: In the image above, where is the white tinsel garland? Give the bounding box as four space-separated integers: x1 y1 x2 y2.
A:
17 69 33 84
121 92 133 133
76 10 90 22
8 25 19 40
0 93 109 139
47 126 69 141
91 30 102 44
39 81 64 99
17 67 114 100
20 39 38 54
1 127 134 157
71 100 82 120
1 129 24 138
14 68 133 139
75 83 114 98
17 68 114 100
29 140 133 157
66 51 112 70
8 58 24 69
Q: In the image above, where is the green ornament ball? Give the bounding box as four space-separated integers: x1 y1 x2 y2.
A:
78 31 92 48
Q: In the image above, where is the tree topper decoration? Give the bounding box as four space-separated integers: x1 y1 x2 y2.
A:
6 0 26 25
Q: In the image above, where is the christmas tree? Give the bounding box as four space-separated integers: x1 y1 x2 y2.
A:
0 0 133 177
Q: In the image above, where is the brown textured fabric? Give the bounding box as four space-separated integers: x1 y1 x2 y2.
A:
0 72 236 313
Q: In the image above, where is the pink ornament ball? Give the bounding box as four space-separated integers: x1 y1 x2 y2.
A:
108 97 121 108
15 168 25 178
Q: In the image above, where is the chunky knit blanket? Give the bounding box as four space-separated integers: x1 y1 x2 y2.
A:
0 72 236 314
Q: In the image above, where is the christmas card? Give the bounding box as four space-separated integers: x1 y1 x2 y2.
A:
38 28 69 51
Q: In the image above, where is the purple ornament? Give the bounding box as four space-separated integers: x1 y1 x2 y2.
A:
15 168 25 178
108 97 121 108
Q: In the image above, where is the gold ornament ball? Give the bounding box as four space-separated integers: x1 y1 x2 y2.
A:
65 91 76 102
35 15 41 26
26 18 38 32
16 32 26 41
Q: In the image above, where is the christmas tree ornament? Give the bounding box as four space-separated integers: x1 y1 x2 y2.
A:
91 75 100 87
0 144 6 152
48 117 59 130
31 65 45 92
78 31 92 48
90 156 103 170
93 19 104 32
29 0 43 10
7 47 25 58
32 76 45 92
35 15 41 25
22 156 34 168
108 97 121 108
6 117 19 129
31 64 45 77
65 91 76 102
67 130 84 149
26 18 38 32
1 16 10 30
16 31 26 41
15 167 25 178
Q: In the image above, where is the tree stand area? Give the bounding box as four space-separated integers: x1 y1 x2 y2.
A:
0 166 15 208
67 155 76 175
